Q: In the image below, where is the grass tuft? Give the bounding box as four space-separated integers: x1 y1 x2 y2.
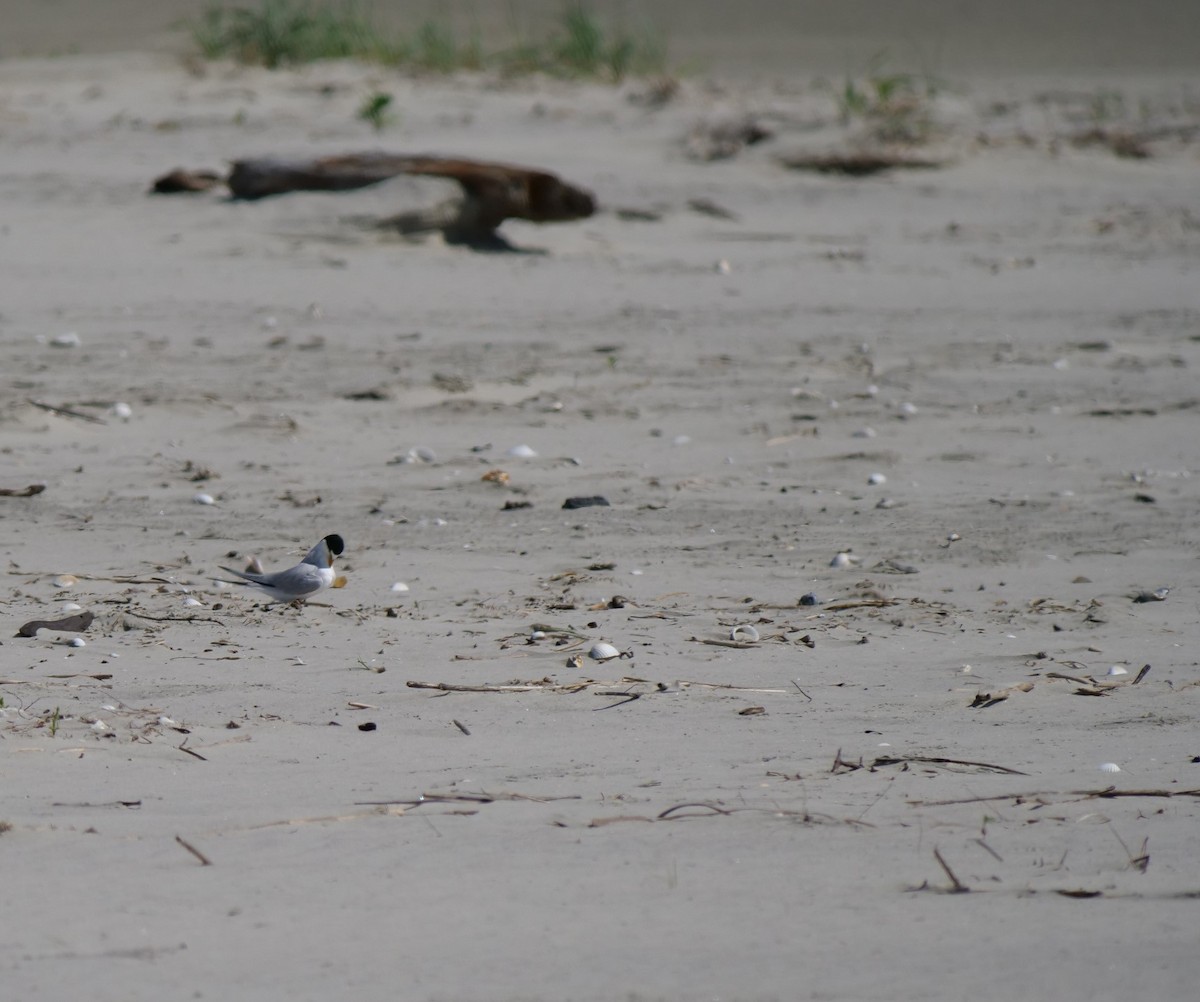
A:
189 1 666 79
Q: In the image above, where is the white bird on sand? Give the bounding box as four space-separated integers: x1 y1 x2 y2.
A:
216 534 345 604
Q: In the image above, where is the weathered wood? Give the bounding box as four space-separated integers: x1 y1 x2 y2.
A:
191 152 596 248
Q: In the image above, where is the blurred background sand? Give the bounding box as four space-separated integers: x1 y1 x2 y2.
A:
5 0 1200 76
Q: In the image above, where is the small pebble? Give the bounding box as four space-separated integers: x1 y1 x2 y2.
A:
390 582 410 593
111 402 133 420
192 492 215 506
50 332 81 348
830 552 854 569
69 637 86 648
799 592 819 606
867 473 887 486
506 444 537 459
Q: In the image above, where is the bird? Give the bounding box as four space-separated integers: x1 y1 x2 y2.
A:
216 534 345 604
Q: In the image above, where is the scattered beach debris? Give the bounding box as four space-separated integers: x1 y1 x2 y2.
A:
685 116 772 161
1132 588 1169 603
563 495 610 509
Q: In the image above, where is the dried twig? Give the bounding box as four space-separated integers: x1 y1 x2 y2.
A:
174 835 212 866
933 847 969 893
874 754 1029 776
28 399 106 424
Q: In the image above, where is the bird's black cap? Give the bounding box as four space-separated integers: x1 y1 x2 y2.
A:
324 534 345 556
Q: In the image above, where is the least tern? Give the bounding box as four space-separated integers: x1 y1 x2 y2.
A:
217 534 345 604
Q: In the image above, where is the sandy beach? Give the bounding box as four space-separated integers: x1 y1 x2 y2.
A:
2 4 1200 1000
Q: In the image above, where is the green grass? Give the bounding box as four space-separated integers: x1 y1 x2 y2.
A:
191 0 397 68
356 90 394 131
835 56 944 144
188 1 666 79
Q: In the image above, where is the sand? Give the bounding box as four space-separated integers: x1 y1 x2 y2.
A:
2 6 1200 1001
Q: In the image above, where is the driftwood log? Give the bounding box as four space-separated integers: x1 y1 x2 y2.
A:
153 153 595 249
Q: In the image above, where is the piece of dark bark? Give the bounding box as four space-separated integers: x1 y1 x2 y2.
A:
225 153 595 249
780 152 947 176
0 484 46 497
151 168 225 193
16 610 94 638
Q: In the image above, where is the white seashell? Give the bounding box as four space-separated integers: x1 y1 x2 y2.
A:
182 597 203 608
69 637 86 648
91 720 110 734
1106 666 1128 677
714 259 731 274
389 582 410 593
729 624 760 643
53 574 78 589
588 642 621 661
865 384 879 396
62 602 82 612
852 427 877 439
192 492 215 505
111 402 133 420
947 532 962 542
899 402 918 415
50 332 81 348
403 446 437 464
506 444 537 459
530 630 546 640
830 552 854 569
867 473 887 486
1098 762 1122 773
158 716 179 727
